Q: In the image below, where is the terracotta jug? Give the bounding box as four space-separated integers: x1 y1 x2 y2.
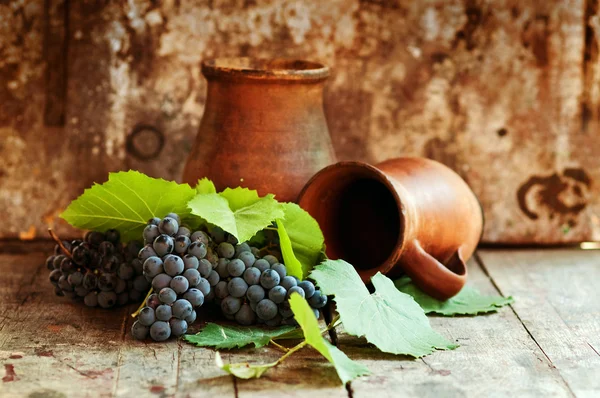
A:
182 58 336 202
298 157 484 300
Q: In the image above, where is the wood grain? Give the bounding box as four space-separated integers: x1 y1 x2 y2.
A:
345 258 573 398
478 249 600 397
1 0 599 243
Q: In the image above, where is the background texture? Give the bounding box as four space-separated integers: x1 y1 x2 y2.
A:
0 0 598 243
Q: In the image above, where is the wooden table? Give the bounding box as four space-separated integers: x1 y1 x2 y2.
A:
1 242 599 397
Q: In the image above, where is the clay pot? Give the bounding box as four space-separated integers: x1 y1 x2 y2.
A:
182 58 336 202
298 157 484 300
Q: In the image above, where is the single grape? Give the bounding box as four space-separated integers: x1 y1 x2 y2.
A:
270 263 287 279
221 296 241 315
237 252 255 268
185 310 197 324
53 254 66 270
309 291 328 308
148 217 160 226
158 217 179 236
227 259 246 277
143 224 160 244
235 303 256 326
198 258 212 278
253 259 270 273
163 254 184 276
262 255 278 265
188 241 207 259
297 281 316 299
153 234 174 257
280 276 297 290
98 291 117 308
243 267 261 285
117 262 134 280
207 270 220 286
287 286 305 299
60 257 75 273
176 225 191 238
215 258 230 278
49 269 62 286
172 299 193 319
250 247 261 258
84 291 98 307
279 303 293 318
190 230 209 245
215 281 229 299
196 278 211 296
260 269 280 289
170 318 188 337
256 299 278 320
138 307 156 326
46 255 56 270
159 287 177 304
71 245 90 266
138 244 158 261
246 284 265 303
105 229 120 245
98 273 118 291
170 275 190 294
234 242 251 257
155 304 172 321
85 231 105 246
165 212 181 224
183 268 201 288
210 226 226 243
97 241 115 258
174 235 191 255
74 286 89 297
183 254 200 270
152 273 173 291
131 320 149 340
228 277 248 298
150 321 171 342
268 286 287 304
146 293 161 309
183 288 204 307
101 255 120 273
115 278 127 294
217 242 235 259
265 313 283 327
131 258 143 276
82 272 98 290
226 234 238 245
133 275 150 292
143 256 164 279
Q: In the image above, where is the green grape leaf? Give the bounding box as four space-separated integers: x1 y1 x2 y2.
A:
276 218 304 279
188 188 284 243
310 260 457 358
289 294 370 384
61 170 196 242
395 277 515 316
195 178 216 194
216 352 277 379
277 203 324 279
183 323 298 349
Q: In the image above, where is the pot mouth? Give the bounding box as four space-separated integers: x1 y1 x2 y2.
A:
201 58 329 82
298 161 406 282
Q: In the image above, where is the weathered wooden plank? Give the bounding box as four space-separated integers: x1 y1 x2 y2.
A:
346 258 573 398
478 249 600 397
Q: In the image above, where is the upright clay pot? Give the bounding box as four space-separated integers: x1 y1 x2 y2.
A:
182 58 336 202
298 157 484 300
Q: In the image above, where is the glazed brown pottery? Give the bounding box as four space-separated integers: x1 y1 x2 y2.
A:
182 58 336 202
298 157 484 300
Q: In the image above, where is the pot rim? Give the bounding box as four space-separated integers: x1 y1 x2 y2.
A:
297 161 407 282
201 57 330 82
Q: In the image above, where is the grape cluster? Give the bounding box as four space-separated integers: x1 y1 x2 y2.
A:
212 240 327 326
45 230 145 308
131 213 214 341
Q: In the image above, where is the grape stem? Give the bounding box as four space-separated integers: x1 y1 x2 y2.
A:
273 340 308 366
263 227 278 232
131 287 153 318
269 339 290 353
47 228 73 259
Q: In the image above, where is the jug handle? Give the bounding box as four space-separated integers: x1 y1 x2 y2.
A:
402 240 467 301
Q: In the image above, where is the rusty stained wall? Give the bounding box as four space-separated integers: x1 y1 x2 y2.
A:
0 0 599 243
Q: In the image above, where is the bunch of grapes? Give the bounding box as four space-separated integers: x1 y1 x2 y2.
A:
131 213 214 341
45 230 145 308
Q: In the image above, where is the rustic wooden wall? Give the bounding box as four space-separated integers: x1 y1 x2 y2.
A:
1 0 599 244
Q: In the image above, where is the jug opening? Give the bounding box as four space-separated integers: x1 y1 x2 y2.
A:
330 178 402 270
202 58 329 82
298 162 404 273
